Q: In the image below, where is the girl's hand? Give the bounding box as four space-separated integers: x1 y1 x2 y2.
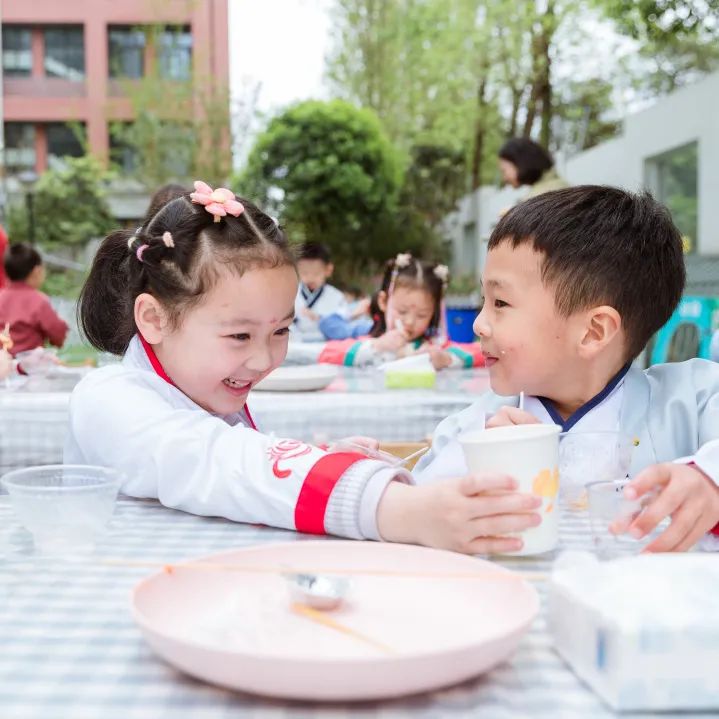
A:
376 474 542 554
372 328 408 353
425 347 453 370
610 463 719 552
486 406 541 428
335 436 380 453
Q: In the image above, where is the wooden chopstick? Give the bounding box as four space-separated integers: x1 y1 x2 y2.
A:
291 603 396 655
99 558 547 581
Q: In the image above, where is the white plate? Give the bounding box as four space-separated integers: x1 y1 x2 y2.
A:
132 541 539 701
253 364 338 392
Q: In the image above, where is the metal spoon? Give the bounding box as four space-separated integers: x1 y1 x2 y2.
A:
284 572 350 611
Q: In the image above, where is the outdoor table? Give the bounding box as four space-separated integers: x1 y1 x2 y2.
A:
0 368 489 473
1 496 643 719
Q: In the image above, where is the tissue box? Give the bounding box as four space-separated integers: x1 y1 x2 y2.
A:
384 368 436 389
548 552 719 712
380 354 437 389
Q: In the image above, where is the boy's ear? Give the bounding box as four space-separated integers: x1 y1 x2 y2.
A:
578 305 622 357
134 293 168 344
377 290 388 313
325 262 334 278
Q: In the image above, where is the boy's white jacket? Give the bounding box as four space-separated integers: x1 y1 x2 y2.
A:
416 359 719 484
293 283 347 340
65 336 410 539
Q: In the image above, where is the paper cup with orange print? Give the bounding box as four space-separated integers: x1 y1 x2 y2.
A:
459 424 561 555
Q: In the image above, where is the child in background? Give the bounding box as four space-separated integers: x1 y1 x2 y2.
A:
66 181 540 555
319 286 373 340
293 242 347 341
317 253 484 369
143 183 188 225
0 243 68 355
415 186 719 552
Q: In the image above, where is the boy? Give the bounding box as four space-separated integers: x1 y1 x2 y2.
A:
293 242 347 341
415 186 719 552
0 243 68 355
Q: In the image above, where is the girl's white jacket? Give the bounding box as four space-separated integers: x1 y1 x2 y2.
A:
65 336 410 539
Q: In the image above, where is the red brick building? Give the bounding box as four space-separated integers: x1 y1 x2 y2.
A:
1 0 229 183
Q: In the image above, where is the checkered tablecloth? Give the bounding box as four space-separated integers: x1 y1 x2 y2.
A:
0 497 631 719
0 368 488 473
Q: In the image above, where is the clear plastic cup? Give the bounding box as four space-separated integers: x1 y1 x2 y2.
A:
0 465 121 553
587 478 665 559
559 432 636 511
14 348 59 377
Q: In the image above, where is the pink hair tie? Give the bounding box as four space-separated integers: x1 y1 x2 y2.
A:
136 244 149 262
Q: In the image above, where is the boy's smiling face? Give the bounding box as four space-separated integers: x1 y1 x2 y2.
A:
474 240 587 399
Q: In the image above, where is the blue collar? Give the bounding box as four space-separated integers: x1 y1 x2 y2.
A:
538 363 631 432
300 284 325 309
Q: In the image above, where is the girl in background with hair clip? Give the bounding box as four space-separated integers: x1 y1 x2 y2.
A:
65 182 538 555
315 254 484 369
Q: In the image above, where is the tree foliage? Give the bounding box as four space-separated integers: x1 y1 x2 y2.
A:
239 100 406 276
7 156 115 248
596 0 719 92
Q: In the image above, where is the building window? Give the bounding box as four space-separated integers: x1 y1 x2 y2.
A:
108 26 146 78
109 123 139 175
44 26 85 80
47 123 85 169
158 26 192 80
2 26 32 77
645 142 699 254
3 122 36 173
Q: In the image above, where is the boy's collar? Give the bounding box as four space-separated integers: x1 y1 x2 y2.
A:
537 362 632 433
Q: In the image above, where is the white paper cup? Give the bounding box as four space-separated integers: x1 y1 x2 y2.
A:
459 424 561 555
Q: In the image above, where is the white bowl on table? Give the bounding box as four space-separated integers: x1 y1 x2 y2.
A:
253 364 338 392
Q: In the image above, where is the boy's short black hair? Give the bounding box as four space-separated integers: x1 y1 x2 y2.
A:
498 137 554 185
297 241 331 264
488 185 685 360
4 242 43 282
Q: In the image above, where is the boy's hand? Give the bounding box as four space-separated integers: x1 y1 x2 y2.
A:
486 406 541 428
376 474 542 554
613 463 719 552
301 307 320 321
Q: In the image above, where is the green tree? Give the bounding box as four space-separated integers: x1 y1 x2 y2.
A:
596 0 719 93
7 156 114 248
240 100 404 277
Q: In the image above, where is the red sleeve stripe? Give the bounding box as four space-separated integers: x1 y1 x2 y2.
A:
294 452 367 534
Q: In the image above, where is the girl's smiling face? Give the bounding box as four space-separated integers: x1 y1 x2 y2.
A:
141 264 298 415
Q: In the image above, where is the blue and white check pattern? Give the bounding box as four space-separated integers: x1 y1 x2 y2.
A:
1 498 625 719
0 368 487 473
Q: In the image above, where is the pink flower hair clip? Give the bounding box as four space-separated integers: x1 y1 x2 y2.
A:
190 180 244 223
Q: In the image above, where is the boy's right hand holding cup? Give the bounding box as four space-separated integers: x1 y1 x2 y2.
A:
376 474 543 554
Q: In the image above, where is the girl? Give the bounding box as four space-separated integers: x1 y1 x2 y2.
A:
316 253 484 369
66 182 538 554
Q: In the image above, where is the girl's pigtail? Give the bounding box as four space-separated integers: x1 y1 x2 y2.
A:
78 230 138 355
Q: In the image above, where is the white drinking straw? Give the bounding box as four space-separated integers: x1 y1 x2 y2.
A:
519 391 525 411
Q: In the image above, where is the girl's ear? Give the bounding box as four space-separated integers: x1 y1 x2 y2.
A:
134 293 169 343
377 290 388 313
